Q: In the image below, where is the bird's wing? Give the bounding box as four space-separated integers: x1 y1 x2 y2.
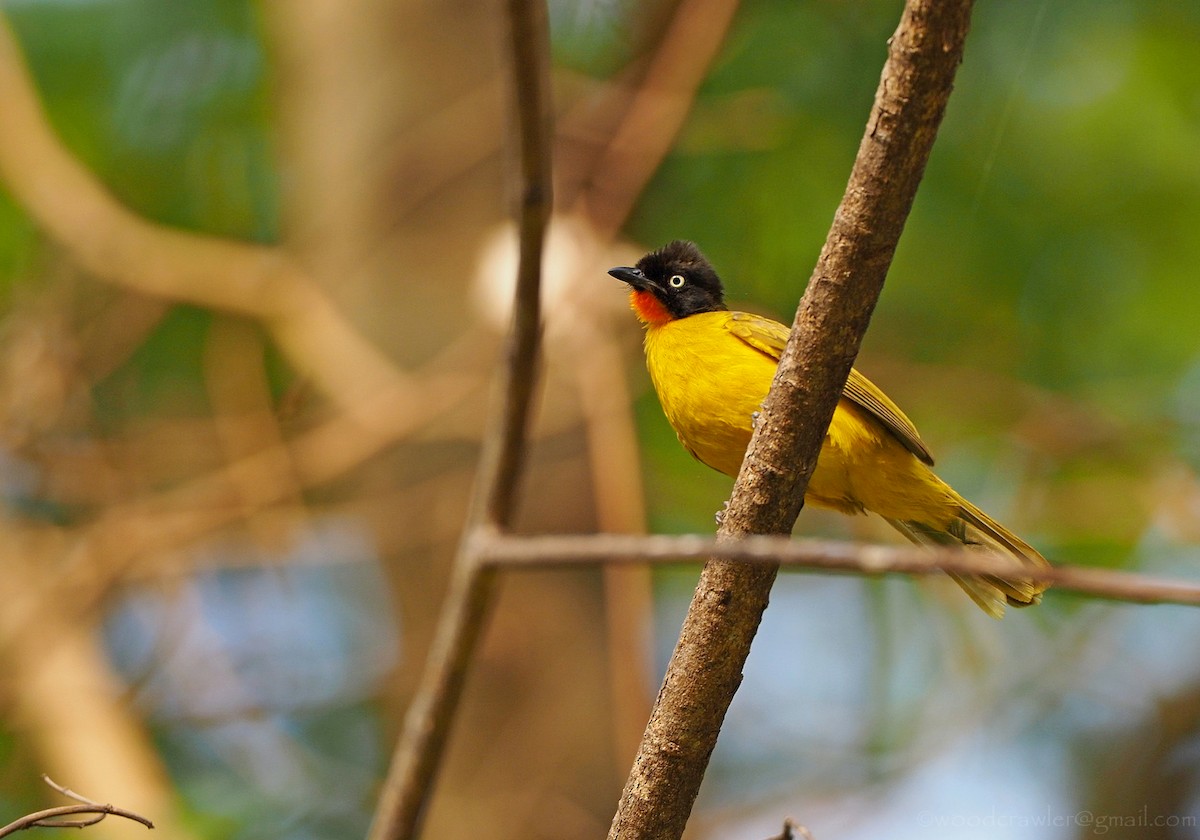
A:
842 369 934 465
726 310 793 357
726 311 934 465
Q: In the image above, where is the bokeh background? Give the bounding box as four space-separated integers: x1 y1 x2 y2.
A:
0 0 1198 838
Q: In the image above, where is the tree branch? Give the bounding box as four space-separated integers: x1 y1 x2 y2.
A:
608 2 976 837
474 533 1200 608
0 776 154 836
366 1 553 838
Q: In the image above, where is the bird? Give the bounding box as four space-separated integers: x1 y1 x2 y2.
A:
608 239 1049 617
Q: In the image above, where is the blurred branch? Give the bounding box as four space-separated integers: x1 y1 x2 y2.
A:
360 0 739 227
0 14 411 422
0 776 154 836
367 1 552 838
0 46 495 639
566 319 654 766
203 318 304 543
608 2 976 837
477 533 1200 608
763 819 814 840
0 365 476 653
571 0 740 239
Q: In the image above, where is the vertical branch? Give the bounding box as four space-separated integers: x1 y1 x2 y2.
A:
480 0 553 531
367 1 553 838
608 2 975 838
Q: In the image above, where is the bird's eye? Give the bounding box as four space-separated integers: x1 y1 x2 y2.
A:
669 274 686 288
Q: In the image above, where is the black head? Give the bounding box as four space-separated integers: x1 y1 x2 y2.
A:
608 240 727 320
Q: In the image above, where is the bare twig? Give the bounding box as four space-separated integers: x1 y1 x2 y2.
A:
0 776 154 836
769 819 815 840
366 1 553 838
608 2 976 837
42 777 96 806
475 533 1200 607
761 818 813 840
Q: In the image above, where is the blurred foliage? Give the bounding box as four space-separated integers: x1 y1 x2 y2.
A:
6 0 279 430
7 0 276 234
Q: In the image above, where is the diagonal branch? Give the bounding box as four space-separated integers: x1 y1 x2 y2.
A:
608 2 977 837
570 0 740 239
366 1 553 838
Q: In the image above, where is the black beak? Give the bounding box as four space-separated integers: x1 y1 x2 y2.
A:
608 266 651 290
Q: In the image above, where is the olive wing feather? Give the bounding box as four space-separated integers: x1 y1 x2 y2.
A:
725 311 934 465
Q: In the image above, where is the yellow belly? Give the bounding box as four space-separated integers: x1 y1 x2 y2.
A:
643 312 957 524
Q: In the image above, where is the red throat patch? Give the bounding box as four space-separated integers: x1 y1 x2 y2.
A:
629 290 673 326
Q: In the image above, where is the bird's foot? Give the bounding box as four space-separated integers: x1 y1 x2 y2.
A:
715 500 731 526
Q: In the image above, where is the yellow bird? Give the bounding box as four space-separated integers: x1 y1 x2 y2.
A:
609 240 1049 617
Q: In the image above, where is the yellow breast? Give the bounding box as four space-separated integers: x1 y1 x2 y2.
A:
643 311 773 479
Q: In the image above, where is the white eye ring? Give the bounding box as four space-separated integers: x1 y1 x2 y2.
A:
668 274 686 288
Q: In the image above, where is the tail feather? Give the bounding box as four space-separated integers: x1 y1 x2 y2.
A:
884 500 1049 619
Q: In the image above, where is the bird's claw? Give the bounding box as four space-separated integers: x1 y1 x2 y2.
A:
715 500 731 526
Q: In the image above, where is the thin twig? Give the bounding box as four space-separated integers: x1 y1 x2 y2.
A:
761 819 813 840
0 776 154 836
366 1 553 838
475 533 1200 607
41 776 95 806
608 2 976 837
